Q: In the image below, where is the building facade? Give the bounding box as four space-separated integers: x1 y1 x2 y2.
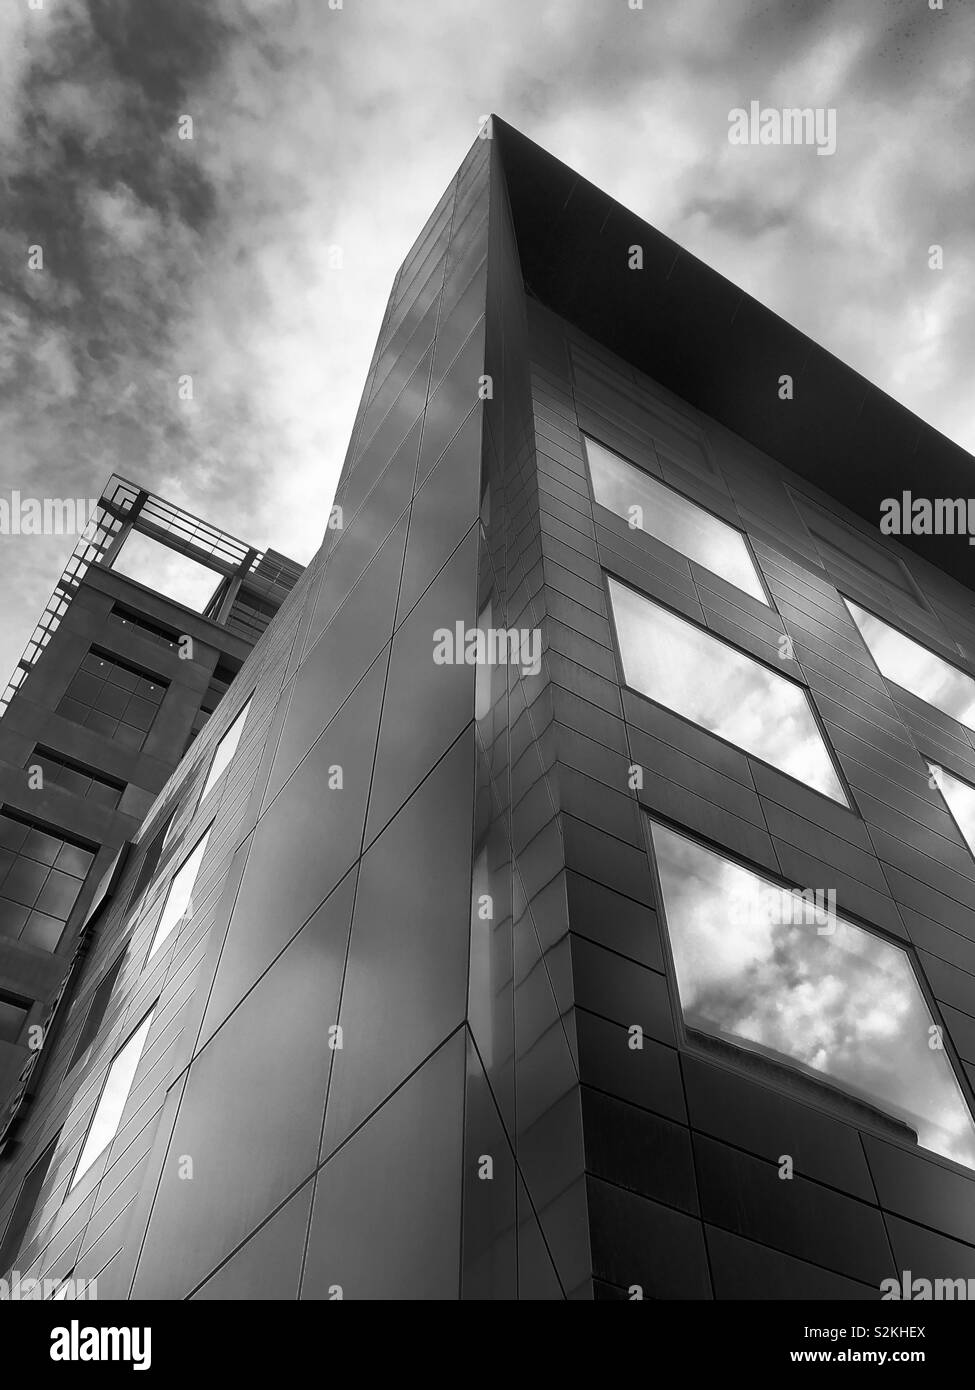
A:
2 119 975 1300
0 480 301 1276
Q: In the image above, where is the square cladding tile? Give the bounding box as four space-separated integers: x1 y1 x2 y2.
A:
301 1030 465 1301
396 403 483 623
862 1135 975 1245
580 1087 699 1216
197 656 385 1041
190 1182 314 1301
364 525 479 844
586 1175 712 1300
461 1031 518 1300
681 1053 877 1202
693 1133 895 1287
312 417 419 632
517 1174 564 1299
705 1226 879 1301
322 730 475 1155
301 503 409 665
574 1007 686 1123
201 863 358 1054
129 902 352 1301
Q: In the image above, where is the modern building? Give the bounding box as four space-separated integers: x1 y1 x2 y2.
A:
2 117 975 1301
0 479 301 1273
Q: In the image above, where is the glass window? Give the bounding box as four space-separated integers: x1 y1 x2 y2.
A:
584 437 767 604
845 600 975 731
649 819 975 1170
68 950 127 1072
930 764 975 858
0 810 95 952
608 577 847 803
199 698 252 805
71 1010 155 1189
0 1134 60 1275
0 990 30 1045
146 827 212 961
56 650 168 752
795 496 923 605
28 750 124 809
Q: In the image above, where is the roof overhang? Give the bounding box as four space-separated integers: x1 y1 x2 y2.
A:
493 117 973 589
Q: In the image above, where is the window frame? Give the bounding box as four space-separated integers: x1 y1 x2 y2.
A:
68 1005 156 1192
196 694 254 810
843 595 975 732
926 758 975 859
143 823 214 965
789 487 931 613
0 1132 61 1275
644 813 975 1174
582 433 771 607
66 948 128 1074
604 571 852 809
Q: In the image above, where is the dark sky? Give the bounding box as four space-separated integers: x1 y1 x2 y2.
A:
1 0 972 689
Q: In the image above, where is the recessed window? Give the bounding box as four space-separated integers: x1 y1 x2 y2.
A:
199 697 252 805
0 810 95 952
0 990 31 1045
649 819 975 1170
0 1134 60 1275
584 437 767 604
108 605 180 652
28 749 125 810
930 764 975 858
795 496 924 606
56 650 168 753
146 827 212 961
845 600 975 731
608 577 847 804
67 950 127 1072
71 1009 155 1189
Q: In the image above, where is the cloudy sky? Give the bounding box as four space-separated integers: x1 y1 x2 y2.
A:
1 0 973 691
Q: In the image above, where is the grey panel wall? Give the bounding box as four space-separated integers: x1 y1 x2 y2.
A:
525 296 975 1300
6 126 974 1303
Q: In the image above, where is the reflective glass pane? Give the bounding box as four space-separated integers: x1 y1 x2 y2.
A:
147 827 212 960
585 437 767 603
609 577 847 803
845 600 975 731
71 1009 155 1188
200 698 252 804
931 764 975 857
650 820 975 1169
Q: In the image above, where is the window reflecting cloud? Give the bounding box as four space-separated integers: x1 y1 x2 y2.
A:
609 577 847 803
147 827 212 960
650 820 975 1170
845 600 975 731
931 763 975 858
72 1009 155 1188
585 437 768 604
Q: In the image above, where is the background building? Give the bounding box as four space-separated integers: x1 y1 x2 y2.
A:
0 480 301 1272
2 119 975 1300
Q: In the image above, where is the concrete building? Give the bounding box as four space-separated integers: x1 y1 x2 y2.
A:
0 478 301 1273
2 118 975 1300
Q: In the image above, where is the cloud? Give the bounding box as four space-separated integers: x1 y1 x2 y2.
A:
1 0 973 694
